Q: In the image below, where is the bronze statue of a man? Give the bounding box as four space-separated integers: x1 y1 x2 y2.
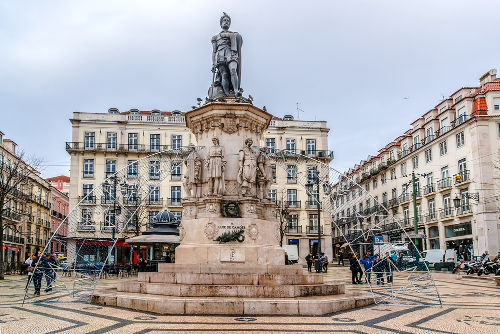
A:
209 12 243 97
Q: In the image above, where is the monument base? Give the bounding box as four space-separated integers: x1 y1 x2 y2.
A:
92 263 374 315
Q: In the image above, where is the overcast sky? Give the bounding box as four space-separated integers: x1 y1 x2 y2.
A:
1 0 499 178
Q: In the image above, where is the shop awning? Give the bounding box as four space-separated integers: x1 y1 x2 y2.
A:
126 234 180 245
2 245 20 251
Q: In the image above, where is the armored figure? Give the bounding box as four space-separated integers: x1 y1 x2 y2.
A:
237 138 258 197
257 148 273 200
209 12 243 97
205 137 226 196
183 145 202 198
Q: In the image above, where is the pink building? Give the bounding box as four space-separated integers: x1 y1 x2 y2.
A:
49 181 69 257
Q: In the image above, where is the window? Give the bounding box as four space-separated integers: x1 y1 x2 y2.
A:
126 185 137 203
128 133 138 150
271 165 276 183
458 158 467 174
83 184 93 197
412 155 419 169
403 207 409 225
494 98 500 110
307 165 317 182
83 159 94 178
84 132 95 149
150 160 160 179
171 135 182 150
426 127 434 141
287 165 297 183
402 143 408 154
127 160 138 178
372 177 377 189
285 138 296 154
171 186 181 205
441 166 449 188
457 107 466 124
382 192 388 205
306 139 316 156
440 118 450 133
401 162 407 176
81 209 92 224
150 134 160 151
268 189 277 202
106 159 116 177
171 161 181 180
107 132 117 150
288 214 299 231
439 141 447 155
103 182 116 202
413 135 420 149
104 209 116 229
391 188 397 200
265 138 275 153
389 150 395 161
149 186 160 203
443 195 451 216
428 199 436 220
425 149 432 163
456 131 465 147
309 214 319 230
390 168 396 180
287 189 297 207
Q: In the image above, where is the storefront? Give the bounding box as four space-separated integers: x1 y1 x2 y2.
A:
444 222 473 260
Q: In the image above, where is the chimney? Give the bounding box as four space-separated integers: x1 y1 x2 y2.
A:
479 69 497 86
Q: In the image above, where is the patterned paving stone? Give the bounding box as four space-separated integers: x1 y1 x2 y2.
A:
0 268 499 333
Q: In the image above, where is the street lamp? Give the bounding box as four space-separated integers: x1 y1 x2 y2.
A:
453 195 461 209
307 170 322 272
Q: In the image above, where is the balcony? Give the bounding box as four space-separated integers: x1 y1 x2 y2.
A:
168 198 182 207
79 195 96 204
78 222 96 231
453 170 470 185
456 204 472 216
413 188 422 198
399 193 411 203
100 222 116 232
124 197 140 206
437 177 451 190
286 176 297 184
456 114 468 125
305 200 321 209
425 211 437 222
423 184 435 195
306 225 323 234
285 225 302 234
147 197 163 206
2 209 22 222
101 196 116 205
66 142 190 154
149 174 161 180
171 174 182 181
285 201 301 209
439 207 454 220
388 198 399 208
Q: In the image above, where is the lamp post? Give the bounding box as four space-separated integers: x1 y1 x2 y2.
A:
411 172 420 251
307 170 322 272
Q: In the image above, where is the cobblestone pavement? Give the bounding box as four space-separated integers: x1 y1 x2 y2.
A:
0 267 499 334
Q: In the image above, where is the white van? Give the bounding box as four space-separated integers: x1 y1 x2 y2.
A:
282 245 299 264
421 249 457 264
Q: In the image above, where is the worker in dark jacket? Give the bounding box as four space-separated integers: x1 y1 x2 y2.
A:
349 253 363 284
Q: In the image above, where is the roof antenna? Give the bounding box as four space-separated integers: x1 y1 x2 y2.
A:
296 102 304 120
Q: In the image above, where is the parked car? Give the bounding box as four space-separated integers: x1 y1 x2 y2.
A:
421 249 457 265
282 245 299 264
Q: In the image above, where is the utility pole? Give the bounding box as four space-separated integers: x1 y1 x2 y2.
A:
411 172 419 251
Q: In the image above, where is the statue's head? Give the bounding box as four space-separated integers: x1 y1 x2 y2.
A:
245 138 253 147
212 137 219 145
220 12 231 30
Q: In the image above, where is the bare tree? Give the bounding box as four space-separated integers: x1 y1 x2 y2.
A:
0 151 43 280
276 192 290 247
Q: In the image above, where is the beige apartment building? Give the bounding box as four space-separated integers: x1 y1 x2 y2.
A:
1 131 52 265
331 69 500 259
66 109 333 264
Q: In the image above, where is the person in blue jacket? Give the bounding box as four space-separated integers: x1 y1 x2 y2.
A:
360 251 378 283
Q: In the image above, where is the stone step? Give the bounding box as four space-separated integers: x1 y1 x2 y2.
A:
117 281 345 298
92 289 374 315
138 271 323 285
157 263 304 275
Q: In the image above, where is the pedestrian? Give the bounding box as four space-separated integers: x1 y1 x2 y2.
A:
349 253 362 284
305 253 312 272
30 250 44 296
390 250 397 262
338 250 344 266
24 254 35 290
315 253 321 272
43 253 58 292
321 253 328 272
165 253 172 263
360 251 377 283
372 255 385 285
384 252 394 283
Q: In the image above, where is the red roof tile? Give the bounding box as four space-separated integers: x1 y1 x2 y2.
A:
472 97 488 115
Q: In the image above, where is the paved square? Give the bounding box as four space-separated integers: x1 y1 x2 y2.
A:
0 268 499 333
